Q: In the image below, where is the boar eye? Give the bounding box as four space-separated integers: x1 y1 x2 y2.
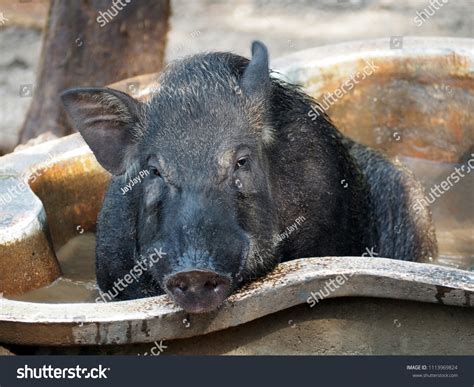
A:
148 166 161 177
235 156 248 170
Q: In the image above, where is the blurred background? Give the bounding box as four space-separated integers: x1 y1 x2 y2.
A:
0 0 472 155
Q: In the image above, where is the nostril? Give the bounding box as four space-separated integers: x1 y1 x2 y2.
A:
167 270 231 298
165 270 232 313
204 279 219 290
167 279 188 293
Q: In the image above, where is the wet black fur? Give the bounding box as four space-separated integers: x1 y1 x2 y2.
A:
65 49 438 301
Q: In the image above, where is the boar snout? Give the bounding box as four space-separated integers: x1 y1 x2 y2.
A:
165 270 232 314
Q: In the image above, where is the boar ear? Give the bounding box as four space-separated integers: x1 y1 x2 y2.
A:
61 87 143 176
240 41 271 101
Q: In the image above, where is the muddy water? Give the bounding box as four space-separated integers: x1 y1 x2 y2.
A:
398 156 473 270
10 233 99 303
8 157 473 303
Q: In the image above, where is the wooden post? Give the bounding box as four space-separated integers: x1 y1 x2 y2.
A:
18 0 170 144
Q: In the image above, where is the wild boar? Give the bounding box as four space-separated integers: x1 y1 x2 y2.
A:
61 41 437 313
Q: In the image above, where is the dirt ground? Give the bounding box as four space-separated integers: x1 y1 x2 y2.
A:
0 0 472 154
